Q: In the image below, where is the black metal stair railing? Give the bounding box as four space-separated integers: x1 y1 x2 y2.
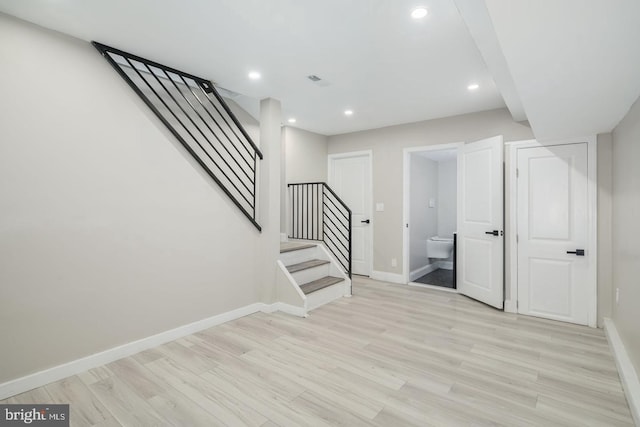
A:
288 182 352 278
93 42 263 231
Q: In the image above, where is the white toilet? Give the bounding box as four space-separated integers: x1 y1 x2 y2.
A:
426 236 454 259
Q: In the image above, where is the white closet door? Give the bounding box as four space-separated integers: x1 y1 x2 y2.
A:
517 143 590 325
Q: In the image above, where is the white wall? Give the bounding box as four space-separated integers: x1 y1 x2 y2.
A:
328 108 534 275
437 159 457 238
611 94 640 374
409 155 438 273
0 14 278 384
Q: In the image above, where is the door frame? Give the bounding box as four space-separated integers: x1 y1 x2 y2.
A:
402 143 463 284
506 136 597 327
328 150 373 276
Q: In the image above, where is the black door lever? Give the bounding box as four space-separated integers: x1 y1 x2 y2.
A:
485 230 500 236
361 219 370 224
567 249 585 256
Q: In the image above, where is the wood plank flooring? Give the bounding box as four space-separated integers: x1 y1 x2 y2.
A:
2 277 634 426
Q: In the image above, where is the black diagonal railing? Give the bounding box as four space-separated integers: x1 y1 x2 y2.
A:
288 182 352 278
93 42 263 231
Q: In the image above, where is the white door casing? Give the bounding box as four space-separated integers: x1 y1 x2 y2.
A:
516 143 591 325
328 152 372 276
457 135 504 309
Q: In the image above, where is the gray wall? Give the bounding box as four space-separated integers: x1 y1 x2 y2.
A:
284 127 328 184
409 155 438 273
597 133 613 327
328 108 533 274
611 95 640 374
0 14 278 383
283 126 328 237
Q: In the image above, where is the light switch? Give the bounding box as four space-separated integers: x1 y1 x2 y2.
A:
376 202 384 212
429 198 436 208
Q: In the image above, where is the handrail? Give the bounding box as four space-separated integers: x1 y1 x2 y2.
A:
288 182 352 278
92 42 262 231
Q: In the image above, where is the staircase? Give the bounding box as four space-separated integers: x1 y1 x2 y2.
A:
277 241 350 314
287 182 352 279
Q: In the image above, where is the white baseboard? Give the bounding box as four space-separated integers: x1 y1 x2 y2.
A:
0 301 302 400
504 299 517 313
437 260 453 270
266 302 307 318
409 264 438 282
604 318 640 426
371 270 405 284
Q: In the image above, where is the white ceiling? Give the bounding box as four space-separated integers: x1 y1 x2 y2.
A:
0 0 505 136
1 1 639 139
479 0 640 140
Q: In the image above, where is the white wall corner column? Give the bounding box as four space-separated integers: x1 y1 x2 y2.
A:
280 128 287 236
604 318 640 425
259 98 282 304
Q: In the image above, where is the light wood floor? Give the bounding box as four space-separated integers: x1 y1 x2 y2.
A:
2 277 634 426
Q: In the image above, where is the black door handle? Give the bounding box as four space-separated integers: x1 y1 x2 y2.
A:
485 230 499 236
361 219 370 224
567 249 585 256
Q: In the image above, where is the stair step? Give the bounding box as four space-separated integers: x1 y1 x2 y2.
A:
300 276 343 295
286 259 330 273
280 242 316 253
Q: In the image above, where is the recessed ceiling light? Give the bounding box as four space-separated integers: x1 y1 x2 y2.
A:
411 7 428 19
248 71 261 80
288 118 297 123
467 83 480 91
344 110 354 116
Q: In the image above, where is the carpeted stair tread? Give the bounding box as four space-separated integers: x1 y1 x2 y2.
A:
286 259 330 273
300 276 343 295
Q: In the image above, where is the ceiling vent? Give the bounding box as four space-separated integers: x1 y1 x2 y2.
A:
307 74 331 87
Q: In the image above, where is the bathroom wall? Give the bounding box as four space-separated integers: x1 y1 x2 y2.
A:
437 159 457 238
409 154 437 273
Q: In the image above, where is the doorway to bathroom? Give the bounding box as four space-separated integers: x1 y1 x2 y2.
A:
402 143 461 290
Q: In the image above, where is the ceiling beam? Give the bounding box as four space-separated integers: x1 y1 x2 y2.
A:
454 0 527 123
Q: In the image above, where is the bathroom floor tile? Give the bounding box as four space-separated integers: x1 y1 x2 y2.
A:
415 269 454 288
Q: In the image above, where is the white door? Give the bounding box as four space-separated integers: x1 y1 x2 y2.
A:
329 153 372 276
457 136 504 309
517 143 590 325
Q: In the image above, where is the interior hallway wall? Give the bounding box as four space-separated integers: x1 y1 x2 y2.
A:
597 133 613 327
0 14 278 384
284 127 328 183
283 126 328 238
611 95 640 376
328 108 533 276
